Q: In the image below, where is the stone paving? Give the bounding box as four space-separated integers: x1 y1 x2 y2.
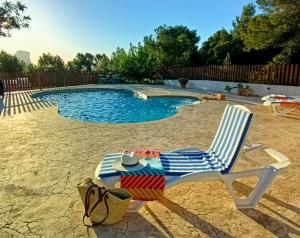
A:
0 85 299 237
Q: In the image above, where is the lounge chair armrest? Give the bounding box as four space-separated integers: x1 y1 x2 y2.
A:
224 166 274 179
243 139 267 152
243 139 266 153
264 148 290 172
243 144 266 152
229 148 290 177
171 147 201 153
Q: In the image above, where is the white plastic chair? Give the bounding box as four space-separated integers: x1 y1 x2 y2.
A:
95 105 290 211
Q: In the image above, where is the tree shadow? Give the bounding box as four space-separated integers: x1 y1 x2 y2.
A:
1 90 54 116
157 197 234 238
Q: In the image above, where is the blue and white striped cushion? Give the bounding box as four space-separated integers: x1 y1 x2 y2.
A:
99 153 121 178
160 151 222 175
209 105 253 173
160 105 253 175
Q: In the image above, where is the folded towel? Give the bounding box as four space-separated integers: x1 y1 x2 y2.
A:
120 149 164 201
131 149 160 158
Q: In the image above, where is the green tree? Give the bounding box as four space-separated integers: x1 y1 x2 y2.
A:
136 43 159 78
118 43 160 80
95 54 110 73
153 25 200 68
199 29 241 65
0 50 24 72
232 3 256 39
94 53 105 66
109 47 127 73
25 63 38 73
119 44 140 79
237 0 300 63
223 52 232 65
0 1 30 37
109 25 200 79
67 53 95 72
37 53 65 71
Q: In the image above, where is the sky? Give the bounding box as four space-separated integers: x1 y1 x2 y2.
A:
0 0 253 64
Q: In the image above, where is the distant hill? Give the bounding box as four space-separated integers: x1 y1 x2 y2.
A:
15 50 31 65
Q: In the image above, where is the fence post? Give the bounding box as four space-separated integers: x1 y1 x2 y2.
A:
294 64 299 86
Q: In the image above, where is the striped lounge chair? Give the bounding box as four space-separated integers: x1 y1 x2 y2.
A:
271 100 300 116
95 105 290 210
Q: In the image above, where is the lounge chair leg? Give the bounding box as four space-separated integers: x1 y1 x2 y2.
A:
222 167 278 209
278 108 295 116
271 104 296 116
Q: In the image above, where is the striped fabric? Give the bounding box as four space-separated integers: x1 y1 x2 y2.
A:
161 105 253 175
98 152 165 201
133 149 160 158
208 105 253 173
123 188 164 201
160 151 223 175
120 155 165 200
121 175 165 201
99 153 122 178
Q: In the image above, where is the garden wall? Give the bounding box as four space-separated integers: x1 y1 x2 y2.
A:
164 79 300 97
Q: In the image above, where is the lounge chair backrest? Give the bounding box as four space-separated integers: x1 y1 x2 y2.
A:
208 105 253 173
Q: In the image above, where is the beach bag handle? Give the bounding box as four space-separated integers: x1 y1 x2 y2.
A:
83 185 109 227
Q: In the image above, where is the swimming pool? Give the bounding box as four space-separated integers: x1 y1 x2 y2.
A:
33 89 199 123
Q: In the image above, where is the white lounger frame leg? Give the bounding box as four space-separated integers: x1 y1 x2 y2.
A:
271 103 298 116
222 167 278 209
223 148 290 208
165 167 278 209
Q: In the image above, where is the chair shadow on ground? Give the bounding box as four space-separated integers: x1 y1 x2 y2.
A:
282 114 300 121
90 212 168 238
233 181 300 238
1 91 54 116
90 198 234 238
91 181 299 238
157 197 234 238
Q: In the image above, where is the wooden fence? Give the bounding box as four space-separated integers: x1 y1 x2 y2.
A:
0 71 98 92
2 65 300 92
166 64 300 86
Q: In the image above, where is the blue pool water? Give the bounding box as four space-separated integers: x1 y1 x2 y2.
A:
34 89 199 123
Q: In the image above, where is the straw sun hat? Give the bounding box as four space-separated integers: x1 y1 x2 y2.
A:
112 151 147 172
